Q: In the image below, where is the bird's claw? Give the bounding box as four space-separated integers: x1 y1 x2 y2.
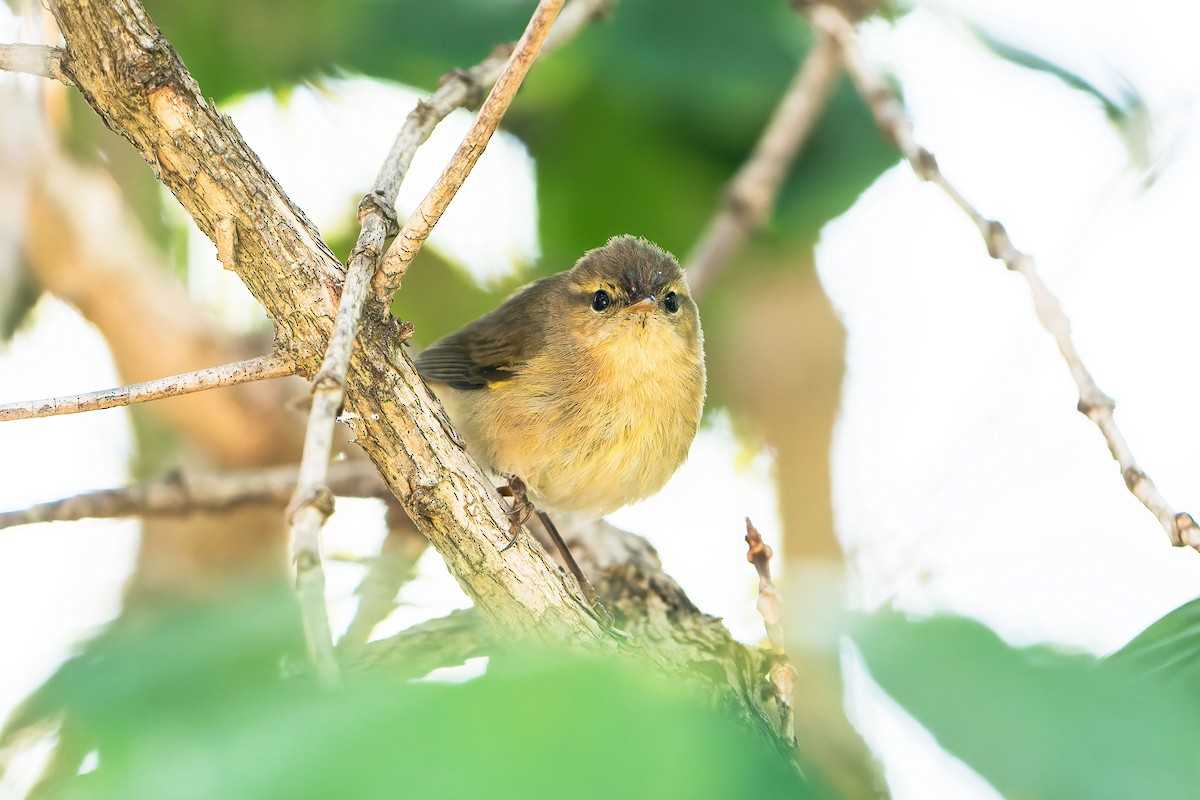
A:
498 476 533 551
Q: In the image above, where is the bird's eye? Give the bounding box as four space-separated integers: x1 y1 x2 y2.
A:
663 291 680 313
591 289 611 311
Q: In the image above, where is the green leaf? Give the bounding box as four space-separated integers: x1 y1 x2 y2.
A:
854 611 1200 799
9 589 809 799
1106 595 1200 684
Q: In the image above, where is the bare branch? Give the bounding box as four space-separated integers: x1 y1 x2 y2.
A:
371 0 567 301
745 518 798 748
287 0 567 684
685 32 840 296
0 43 73 85
555 517 799 763
0 354 297 422
370 0 613 208
808 3 1200 551
745 518 786 653
0 461 387 531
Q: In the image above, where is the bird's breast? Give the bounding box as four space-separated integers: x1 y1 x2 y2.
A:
475 319 705 515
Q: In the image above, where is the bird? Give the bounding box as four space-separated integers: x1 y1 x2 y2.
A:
414 235 706 520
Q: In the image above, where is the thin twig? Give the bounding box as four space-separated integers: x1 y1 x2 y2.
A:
287 0 568 687
371 0 567 301
808 3 1200 550
370 0 612 213
745 518 797 749
685 32 841 296
0 461 387 531
0 354 296 422
0 43 73 85
286 256 375 687
745 518 787 652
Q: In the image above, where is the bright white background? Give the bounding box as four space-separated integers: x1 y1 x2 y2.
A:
3 0 1200 797
825 1 1200 795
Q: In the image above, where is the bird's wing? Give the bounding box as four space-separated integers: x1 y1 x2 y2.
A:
414 281 549 391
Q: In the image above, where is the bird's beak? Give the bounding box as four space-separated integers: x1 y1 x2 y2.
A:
626 296 656 314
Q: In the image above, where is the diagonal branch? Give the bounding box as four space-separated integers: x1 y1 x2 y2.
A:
49 0 607 655
685 32 841 296
0 353 296 422
286 0 567 685
808 3 1200 550
370 0 613 210
0 43 73 85
371 0 566 301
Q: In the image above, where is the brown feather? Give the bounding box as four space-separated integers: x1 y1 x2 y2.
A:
412 235 706 516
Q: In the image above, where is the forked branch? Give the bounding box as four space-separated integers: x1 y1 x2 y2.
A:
371 0 566 300
287 0 568 684
46 0 607 669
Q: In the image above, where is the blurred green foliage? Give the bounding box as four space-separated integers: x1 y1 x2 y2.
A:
854 605 1200 799
17 0 1150 355
5 588 808 799
16 586 1200 798
139 0 896 346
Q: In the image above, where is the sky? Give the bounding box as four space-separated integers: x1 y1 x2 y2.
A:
4 0 1200 797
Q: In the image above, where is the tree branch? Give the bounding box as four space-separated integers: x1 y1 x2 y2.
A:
0 461 387 531
354 610 490 680
745 518 797 748
294 0 624 681
369 0 613 211
808 3 1200 550
0 353 296 422
556 517 799 762
371 0 566 301
48 0 607 652
0 43 73 85
286 0 566 685
355 517 798 758
685 31 840 296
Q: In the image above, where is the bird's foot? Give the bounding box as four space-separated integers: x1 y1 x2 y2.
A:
497 476 534 552
496 478 611 625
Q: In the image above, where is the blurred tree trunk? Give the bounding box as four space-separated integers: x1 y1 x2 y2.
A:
717 258 885 798
24 143 305 606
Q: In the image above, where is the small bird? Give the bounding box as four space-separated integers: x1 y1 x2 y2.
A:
414 235 706 519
